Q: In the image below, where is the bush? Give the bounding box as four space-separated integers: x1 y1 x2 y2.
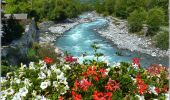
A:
114 0 128 19
128 9 147 33
154 31 169 50
1 65 17 77
147 7 165 36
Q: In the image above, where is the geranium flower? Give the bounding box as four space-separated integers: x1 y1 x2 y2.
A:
58 96 63 100
147 64 166 76
92 90 112 100
73 80 80 91
132 58 140 67
137 78 148 95
105 78 120 92
44 57 53 64
155 87 160 94
79 78 92 91
72 91 82 100
64 56 77 63
99 68 107 78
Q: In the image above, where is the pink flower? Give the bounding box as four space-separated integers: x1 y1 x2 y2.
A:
99 68 107 78
132 58 140 67
104 78 120 92
79 78 92 91
64 56 77 63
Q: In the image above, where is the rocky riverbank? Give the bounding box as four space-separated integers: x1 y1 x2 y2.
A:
38 11 169 58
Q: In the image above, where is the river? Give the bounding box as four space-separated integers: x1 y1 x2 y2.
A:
54 14 168 68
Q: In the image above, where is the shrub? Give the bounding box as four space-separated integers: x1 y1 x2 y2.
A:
128 9 147 33
154 31 169 50
147 7 165 36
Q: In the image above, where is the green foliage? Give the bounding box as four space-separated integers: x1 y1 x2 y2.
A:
114 0 127 19
128 9 147 32
2 14 24 45
1 65 17 77
5 0 90 21
154 31 169 50
147 7 165 35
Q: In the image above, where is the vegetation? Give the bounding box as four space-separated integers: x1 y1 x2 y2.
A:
154 31 169 50
2 14 24 45
147 7 165 36
128 9 147 33
5 0 90 21
1 44 169 99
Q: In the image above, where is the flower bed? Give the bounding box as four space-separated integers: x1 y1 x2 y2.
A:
1 55 169 100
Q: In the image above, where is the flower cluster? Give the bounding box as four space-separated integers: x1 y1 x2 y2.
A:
1 59 69 100
1 56 169 100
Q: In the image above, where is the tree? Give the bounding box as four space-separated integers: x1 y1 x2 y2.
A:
147 7 165 35
128 8 147 32
2 14 24 45
114 0 127 19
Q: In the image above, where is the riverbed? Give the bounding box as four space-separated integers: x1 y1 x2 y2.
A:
53 12 168 67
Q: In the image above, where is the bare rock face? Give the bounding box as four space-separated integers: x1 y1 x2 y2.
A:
2 19 39 65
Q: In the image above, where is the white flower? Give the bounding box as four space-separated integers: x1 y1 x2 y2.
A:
14 78 21 84
6 88 14 95
19 87 28 97
38 71 46 79
20 63 27 70
35 95 47 100
135 95 145 100
165 93 170 100
1 77 7 84
6 72 12 78
12 93 21 100
29 62 35 70
19 72 24 78
24 78 32 87
63 64 71 70
106 68 110 75
132 64 139 69
40 82 49 90
53 81 58 88
47 70 51 77
50 64 56 71
55 69 61 74
32 90 37 97
0 90 7 98
149 85 158 95
39 60 45 65
40 64 47 71
45 80 51 86
57 73 65 80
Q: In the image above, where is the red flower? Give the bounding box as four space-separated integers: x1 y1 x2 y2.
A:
147 64 166 76
79 78 92 91
132 58 140 67
44 57 53 64
64 56 77 63
136 78 148 95
73 80 80 91
58 96 63 100
72 91 82 100
92 90 112 100
87 66 97 75
99 68 107 78
155 87 160 93
104 78 120 92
